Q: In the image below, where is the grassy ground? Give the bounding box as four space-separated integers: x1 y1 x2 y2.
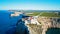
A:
26 12 60 17
26 12 41 16
40 12 60 17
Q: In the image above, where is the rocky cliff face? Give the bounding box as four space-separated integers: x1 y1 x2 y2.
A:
26 24 42 34
26 17 60 34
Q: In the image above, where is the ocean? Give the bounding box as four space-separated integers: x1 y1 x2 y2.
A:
0 10 18 34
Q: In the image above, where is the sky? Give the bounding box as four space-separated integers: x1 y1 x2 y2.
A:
0 0 60 10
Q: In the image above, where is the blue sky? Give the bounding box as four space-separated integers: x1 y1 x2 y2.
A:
0 0 60 10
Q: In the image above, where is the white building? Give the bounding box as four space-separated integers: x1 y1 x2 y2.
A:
25 16 40 25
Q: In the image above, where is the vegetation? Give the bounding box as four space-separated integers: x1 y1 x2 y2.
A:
40 12 60 17
27 12 40 16
27 12 60 17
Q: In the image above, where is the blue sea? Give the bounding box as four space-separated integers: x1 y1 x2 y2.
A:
0 10 20 34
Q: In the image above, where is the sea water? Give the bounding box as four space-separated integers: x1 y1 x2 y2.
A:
0 10 18 34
